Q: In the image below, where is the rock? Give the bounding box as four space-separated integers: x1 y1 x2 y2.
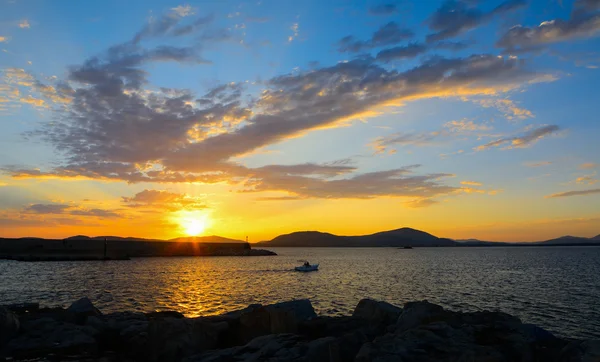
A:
395 300 446 332
142 318 229 362
353 299 402 325
560 340 600 362
5 317 98 359
238 305 272 343
3 302 40 314
67 297 102 324
0 306 20 346
267 299 317 322
305 336 340 362
147 310 185 319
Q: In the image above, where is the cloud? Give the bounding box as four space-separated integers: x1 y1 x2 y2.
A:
288 23 299 42
546 188 600 198
497 1 600 52
18 20 30 29
3 7 552 203
579 162 599 169
433 40 471 51
171 5 195 17
461 180 482 186
427 0 526 42
375 43 428 62
475 125 560 151
578 0 600 10
122 189 206 210
473 98 534 120
576 172 598 185
371 132 441 154
338 22 414 53
0 36 7 43
524 161 552 167
369 4 398 16
245 165 458 200
404 198 439 208
23 203 121 218
444 119 491 132
132 11 214 43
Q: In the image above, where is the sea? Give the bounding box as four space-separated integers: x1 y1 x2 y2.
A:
1 246 599 340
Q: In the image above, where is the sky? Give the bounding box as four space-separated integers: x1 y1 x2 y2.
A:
0 0 599 242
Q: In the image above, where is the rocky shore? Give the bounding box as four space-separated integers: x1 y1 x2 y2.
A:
1 298 598 361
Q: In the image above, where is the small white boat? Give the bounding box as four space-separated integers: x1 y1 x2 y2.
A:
295 263 319 272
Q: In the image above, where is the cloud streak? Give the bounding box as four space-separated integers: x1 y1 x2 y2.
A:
497 0 600 52
475 125 560 151
546 188 600 198
426 0 526 42
338 22 414 53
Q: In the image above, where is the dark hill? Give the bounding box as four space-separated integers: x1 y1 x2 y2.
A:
260 227 455 247
539 235 600 245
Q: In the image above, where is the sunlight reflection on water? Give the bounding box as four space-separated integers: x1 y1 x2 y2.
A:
1 246 599 339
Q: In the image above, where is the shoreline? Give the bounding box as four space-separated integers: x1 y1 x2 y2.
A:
1 298 598 361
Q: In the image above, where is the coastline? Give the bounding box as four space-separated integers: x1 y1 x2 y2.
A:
0 238 276 261
1 298 598 361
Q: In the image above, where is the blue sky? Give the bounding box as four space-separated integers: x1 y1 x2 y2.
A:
1 0 599 241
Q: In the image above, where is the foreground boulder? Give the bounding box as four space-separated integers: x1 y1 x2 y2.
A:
67 297 102 324
1 297 598 362
0 306 20 346
353 298 402 325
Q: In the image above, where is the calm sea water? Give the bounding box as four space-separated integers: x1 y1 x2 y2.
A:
1 247 599 339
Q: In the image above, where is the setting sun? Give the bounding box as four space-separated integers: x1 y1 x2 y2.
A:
175 211 212 236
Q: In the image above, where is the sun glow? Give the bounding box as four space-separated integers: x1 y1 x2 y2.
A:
175 210 212 236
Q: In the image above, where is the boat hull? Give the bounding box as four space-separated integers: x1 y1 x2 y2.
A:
294 264 319 272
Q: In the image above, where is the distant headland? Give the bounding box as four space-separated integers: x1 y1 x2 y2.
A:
256 227 600 247
0 235 276 261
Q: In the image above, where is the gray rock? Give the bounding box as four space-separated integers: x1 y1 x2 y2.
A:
5 317 97 359
560 339 600 362
395 300 446 332
142 318 229 362
353 299 402 325
67 297 102 324
0 306 20 346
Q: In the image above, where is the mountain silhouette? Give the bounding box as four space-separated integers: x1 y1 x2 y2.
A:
259 227 455 247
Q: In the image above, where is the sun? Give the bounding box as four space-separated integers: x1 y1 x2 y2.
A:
175 211 211 236
183 218 207 236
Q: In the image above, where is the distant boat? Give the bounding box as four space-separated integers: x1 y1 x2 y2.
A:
295 263 319 272
403 246 413 249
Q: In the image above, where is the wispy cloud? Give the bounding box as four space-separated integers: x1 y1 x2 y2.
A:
370 131 442 154
122 189 206 211
497 0 600 52
524 161 552 167
0 36 8 43
337 22 414 53
579 162 598 169
404 198 439 208
546 188 600 198
444 119 491 132
288 23 299 42
475 125 560 151
23 203 121 218
18 20 30 29
461 181 482 186
576 172 598 185
171 5 195 17
474 98 534 120
426 0 526 42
